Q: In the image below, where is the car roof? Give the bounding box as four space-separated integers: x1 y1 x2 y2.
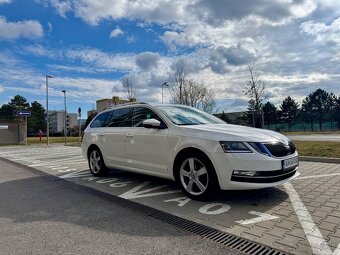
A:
98 103 192 115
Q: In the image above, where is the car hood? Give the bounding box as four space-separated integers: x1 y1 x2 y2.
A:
179 124 290 143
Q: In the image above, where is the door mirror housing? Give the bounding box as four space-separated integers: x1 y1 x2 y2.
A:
143 119 161 128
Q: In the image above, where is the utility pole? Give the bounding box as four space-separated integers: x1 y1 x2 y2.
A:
78 107 81 142
62 90 67 145
46 75 53 146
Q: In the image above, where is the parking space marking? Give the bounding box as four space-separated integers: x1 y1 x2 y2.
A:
295 173 340 180
284 182 340 255
198 203 231 215
235 211 279 225
119 181 181 199
164 196 191 207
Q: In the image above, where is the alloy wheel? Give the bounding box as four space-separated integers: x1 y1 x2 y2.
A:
179 157 209 196
89 150 102 174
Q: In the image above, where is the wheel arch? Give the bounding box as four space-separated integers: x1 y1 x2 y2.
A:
87 144 101 159
172 147 218 182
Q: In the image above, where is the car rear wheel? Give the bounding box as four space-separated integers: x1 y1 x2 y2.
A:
88 148 108 176
175 152 219 200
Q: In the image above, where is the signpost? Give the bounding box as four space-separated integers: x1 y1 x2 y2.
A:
16 111 31 146
78 107 81 142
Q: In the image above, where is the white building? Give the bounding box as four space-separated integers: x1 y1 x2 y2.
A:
49 111 78 135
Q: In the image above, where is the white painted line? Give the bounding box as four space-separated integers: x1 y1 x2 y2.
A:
284 182 340 255
198 203 231 215
295 173 340 180
119 181 181 199
235 211 279 225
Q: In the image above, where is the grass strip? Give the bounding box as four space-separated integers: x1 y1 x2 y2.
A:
294 141 340 158
27 137 80 145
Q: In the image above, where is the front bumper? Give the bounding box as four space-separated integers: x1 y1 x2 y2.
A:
231 167 297 183
210 150 299 190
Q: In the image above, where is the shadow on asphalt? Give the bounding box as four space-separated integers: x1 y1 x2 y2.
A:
0 174 193 238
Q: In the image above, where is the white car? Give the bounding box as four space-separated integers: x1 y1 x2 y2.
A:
82 103 299 200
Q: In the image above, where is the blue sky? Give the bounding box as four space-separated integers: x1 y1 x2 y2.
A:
1 0 340 116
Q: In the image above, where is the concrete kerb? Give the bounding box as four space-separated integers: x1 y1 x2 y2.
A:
299 156 340 164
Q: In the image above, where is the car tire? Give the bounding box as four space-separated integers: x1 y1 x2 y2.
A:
175 151 219 201
88 148 108 177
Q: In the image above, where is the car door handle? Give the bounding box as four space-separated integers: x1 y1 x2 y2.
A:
126 134 133 137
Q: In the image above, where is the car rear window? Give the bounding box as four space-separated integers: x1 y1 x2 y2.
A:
90 111 111 128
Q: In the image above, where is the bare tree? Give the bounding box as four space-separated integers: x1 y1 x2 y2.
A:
122 76 136 100
171 79 216 113
171 59 188 104
243 63 265 128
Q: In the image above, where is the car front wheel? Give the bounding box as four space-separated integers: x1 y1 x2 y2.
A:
175 152 219 200
88 148 108 176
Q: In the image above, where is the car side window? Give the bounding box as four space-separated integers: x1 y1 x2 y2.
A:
90 111 111 128
132 107 164 127
107 108 132 127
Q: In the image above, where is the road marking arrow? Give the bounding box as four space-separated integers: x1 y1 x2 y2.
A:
235 211 279 225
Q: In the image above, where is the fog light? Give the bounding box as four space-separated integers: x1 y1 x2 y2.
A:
233 170 258 177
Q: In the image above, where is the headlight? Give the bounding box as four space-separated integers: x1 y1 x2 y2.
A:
248 142 270 156
219 141 252 153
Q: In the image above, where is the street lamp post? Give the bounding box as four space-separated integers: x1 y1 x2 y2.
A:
161 82 170 104
62 90 67 145
46 75 53 146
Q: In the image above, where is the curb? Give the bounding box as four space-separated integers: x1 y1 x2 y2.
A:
299 156 340 164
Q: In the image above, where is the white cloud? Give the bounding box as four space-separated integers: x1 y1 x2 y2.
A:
262 73 330 84
47 64 103 73
64 47 136 72
0 16 43 40
41 0 318 51
0 50 22 66
109 28 124 38
0 85 4 93
300 17 340 44
47 0 72 17
45 0 316 27
21 44 55 57
0 0 11 4
127 35 136 43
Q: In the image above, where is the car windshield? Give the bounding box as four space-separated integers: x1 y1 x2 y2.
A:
157 105 225 125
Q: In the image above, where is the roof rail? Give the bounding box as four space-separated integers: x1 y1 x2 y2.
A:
106 102 148 109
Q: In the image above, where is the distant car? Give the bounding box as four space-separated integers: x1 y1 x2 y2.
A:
82 103 299 200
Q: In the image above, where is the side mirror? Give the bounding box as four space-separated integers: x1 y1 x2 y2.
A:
143 119 161 129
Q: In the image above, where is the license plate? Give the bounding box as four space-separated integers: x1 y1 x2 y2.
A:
282 156 299 171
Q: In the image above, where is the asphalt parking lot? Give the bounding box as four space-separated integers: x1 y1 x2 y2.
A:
0 144 339 255
0 156 241 255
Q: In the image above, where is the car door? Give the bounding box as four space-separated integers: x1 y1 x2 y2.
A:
100 107 132 169
125 107 169 173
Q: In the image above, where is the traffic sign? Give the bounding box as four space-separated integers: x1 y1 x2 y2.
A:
16 111 31 116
